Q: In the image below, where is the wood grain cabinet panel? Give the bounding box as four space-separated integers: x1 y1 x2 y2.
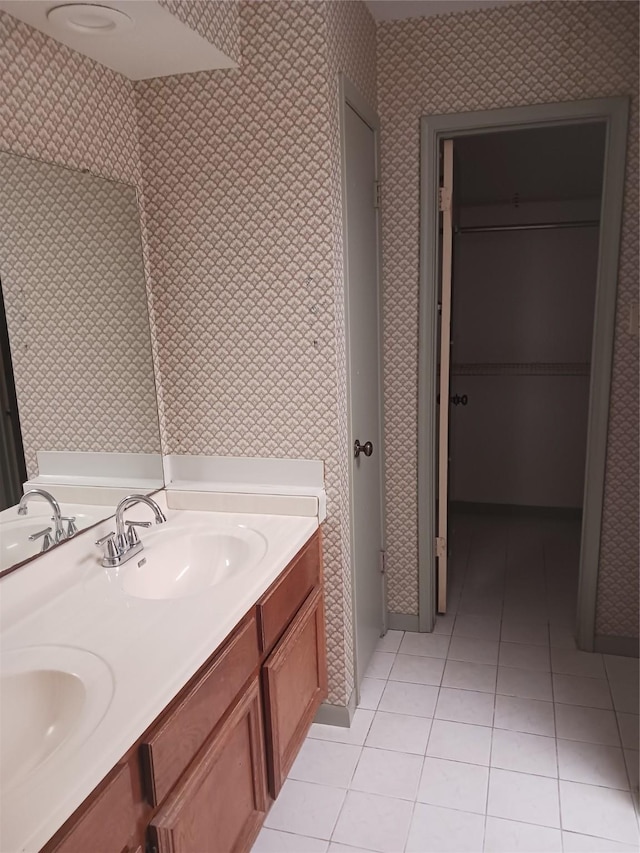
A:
262 587 327 798
49 764 136 853
141 612 259 807
257 532 320 653
148 677 268 853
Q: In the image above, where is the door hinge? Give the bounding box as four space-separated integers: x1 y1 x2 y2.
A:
374 180 381 209
435 536 446 558
439 186 451 213
379 549 386 574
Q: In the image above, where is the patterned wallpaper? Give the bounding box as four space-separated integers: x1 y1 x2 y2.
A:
0 10 165 478
0 153 161 476
325 0 378 699
377 0 639 637
158 0 241 65
136 0 377 704
0 11 139 185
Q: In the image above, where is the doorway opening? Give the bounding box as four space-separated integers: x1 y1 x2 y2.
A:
418 98 629 652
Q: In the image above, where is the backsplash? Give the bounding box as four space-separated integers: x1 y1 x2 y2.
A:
377 0 639 639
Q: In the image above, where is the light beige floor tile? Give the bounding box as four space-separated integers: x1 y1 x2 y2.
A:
488 767 560 827
559 780 640 845
406 803 484 853
331 790 413 853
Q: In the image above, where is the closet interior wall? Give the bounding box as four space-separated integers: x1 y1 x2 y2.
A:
449 126 605 511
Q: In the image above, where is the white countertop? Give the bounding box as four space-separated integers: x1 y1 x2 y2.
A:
0 494 318 852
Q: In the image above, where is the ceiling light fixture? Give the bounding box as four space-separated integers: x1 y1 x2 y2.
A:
46 3 134 35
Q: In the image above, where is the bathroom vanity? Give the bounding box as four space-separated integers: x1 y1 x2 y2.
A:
0 499 326 853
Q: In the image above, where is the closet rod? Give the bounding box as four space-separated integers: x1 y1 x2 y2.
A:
455 219 600 234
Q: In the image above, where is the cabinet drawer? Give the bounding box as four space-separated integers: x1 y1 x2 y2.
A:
50 764 135 853
262 586 327 797
141 611 259 807
149 677 267 853
258 531 320 654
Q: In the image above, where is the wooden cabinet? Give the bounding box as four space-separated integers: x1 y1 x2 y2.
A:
257 534 320 653
141 612 260 807
41 529 326 853
262 587 327 797
149 677 267 853
49 764 137 853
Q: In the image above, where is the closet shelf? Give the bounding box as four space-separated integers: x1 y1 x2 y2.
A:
450 362 591 377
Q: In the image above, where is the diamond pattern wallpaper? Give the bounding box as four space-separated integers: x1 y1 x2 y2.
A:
0 9 164 481
0 154 161 476
377 0 639 637
1 0 635 719
136 0 377 703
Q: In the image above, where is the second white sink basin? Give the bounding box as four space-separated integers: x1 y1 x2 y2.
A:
0 646 114 792
0 508 101 570
120 525 268 600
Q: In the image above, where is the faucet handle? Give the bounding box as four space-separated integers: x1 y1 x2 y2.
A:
125 520 151 546
29 527 54 553
95 531 121 563
54 516 77 537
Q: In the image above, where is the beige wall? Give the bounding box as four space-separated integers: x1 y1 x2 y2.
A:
0 1 378 705
3 0 635 706
0 155 160 475
377 0 639 638
0 12 140 186
135 0 377 704
0 11 163 476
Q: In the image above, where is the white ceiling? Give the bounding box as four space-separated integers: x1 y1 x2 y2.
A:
365 0 522 22
0 0 237 80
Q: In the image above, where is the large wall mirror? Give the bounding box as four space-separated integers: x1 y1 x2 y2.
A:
0 151 163 572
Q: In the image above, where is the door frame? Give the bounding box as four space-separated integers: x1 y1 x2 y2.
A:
418 97 630 647
338 74 387 701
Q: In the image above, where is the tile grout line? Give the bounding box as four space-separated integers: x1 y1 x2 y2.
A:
483 511 509 851
545 535 565 853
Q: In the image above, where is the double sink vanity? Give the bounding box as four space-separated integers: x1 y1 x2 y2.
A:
0 490 327 853
0 130 330 853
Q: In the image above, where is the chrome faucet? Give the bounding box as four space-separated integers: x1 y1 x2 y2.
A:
96 494 166 568
18 489 66 543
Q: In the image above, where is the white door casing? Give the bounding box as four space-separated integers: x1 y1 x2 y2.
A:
418 98 629 645
340 76 385 700
437 139 454 614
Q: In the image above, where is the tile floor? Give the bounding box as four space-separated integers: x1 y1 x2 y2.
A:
252 513 639 853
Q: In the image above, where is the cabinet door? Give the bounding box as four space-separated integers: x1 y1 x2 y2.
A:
149 678 267 853
262 587 327 797
49 764 136 853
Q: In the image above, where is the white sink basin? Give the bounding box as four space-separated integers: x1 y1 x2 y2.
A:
0 646 114 791
120 525 268 600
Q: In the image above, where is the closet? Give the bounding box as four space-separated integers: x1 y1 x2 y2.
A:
447 124 606 512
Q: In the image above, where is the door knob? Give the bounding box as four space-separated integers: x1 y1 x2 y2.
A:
354 440 373 458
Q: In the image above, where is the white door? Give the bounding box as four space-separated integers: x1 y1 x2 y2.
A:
437 139 454 613
343 100 384 692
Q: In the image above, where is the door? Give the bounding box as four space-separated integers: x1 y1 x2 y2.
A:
437 139 454 613
343 93 384 692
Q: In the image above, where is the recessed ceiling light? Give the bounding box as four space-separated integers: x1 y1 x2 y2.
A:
46 3 134 35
